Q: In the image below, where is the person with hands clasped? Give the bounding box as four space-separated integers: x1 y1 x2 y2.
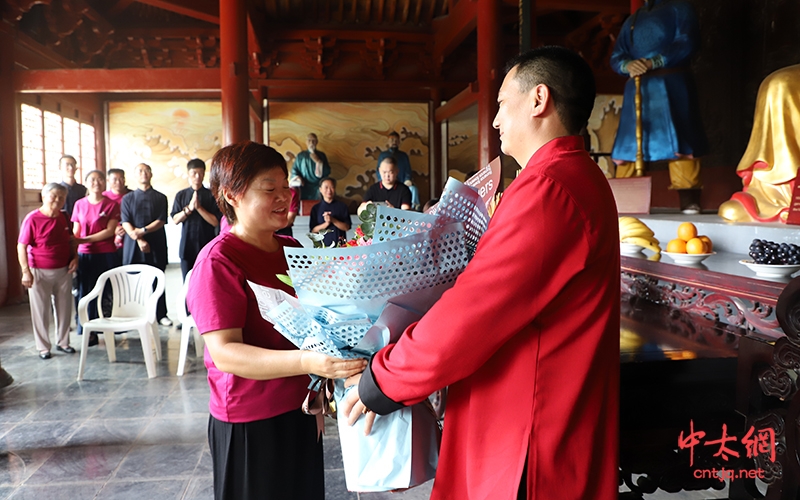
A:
171 158 221 280
186 141 366 500
309 177 351 247
17 183 79 360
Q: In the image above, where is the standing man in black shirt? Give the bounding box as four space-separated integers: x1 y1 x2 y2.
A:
358 156 412 214
171 158 221 280
59 155 87 219
121 163 170 325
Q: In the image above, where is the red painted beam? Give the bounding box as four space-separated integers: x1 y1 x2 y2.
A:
134 0 219 24
434 81 478 123
14 68 220 92
476 0 501 168
432 0 477 64
220 0 249 145
500 0 628 11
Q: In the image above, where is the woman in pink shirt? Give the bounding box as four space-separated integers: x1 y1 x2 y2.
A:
17 183 78 359
72 170 121 343
187 141 366 500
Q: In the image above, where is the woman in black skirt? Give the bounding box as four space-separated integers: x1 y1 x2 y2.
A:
187 141 366 499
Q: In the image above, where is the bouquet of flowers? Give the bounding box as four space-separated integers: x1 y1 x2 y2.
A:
248 175 493 491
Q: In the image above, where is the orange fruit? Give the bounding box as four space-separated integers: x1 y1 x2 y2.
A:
666 239 687 253
677 222 698 242
686 238 706 254
698 235 713 253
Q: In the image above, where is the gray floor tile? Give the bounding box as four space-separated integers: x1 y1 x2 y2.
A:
325 469 358 500
96 479 189 500
0 486 14 499
56 380 124 399
0 421 80 450
0 448 56 487
118 377 179 397
0 401 41 424
358 480 434 499
184 476 213 500
26 445 129 484
28 398 105 422
175 375 210 393
0 424 16 440
7 482 103 500
156 392 209 416
93 396 166 419
114 443 204 480
134 415 208 445
66 418 148 447
193 448 212 476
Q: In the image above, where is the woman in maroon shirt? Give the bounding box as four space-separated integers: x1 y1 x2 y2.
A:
187 141 366 500
17 183 78 359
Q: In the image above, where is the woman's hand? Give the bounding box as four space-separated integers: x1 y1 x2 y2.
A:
341 374 376 435
21 270 33 288
68 256 78 274
300 351 367 379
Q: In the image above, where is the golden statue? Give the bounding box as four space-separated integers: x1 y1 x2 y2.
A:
719 65 800 223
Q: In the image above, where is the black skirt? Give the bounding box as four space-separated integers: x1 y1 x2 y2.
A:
208 410 324 500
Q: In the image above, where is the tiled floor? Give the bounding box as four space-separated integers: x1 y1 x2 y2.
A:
0 264 433 500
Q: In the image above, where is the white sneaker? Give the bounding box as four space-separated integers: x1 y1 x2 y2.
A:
159 317 173 327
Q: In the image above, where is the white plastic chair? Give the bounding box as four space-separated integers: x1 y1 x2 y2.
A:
176 268 204 376
76 264 165 380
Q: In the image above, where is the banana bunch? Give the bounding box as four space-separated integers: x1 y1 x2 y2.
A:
619 216 661 254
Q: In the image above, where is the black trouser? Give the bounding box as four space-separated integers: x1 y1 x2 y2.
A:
208 410 324 500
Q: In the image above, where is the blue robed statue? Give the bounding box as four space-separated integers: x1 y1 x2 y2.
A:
610 0 708 213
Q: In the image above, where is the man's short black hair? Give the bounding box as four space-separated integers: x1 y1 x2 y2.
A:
504 46 596 135
187 158 206 171
388 131 400 138
379 156 398 169
107 168 125 177
319 176 337 188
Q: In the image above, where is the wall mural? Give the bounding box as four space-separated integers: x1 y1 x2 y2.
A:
107 101 223 201
268 102 429 208
587 95 623 178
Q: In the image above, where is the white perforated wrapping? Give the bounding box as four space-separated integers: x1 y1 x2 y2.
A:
427 178 489 257
285 222 468 316
374 208 438 242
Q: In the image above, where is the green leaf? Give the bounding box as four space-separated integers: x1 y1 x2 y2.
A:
361 221 375 238
276 274 293 288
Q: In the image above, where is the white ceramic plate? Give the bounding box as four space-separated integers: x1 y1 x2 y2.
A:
662 251 715 265
739 260 800 278
620 242 644 256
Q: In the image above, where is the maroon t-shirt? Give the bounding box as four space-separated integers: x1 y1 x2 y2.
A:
18 209 72 269
187 232 308 423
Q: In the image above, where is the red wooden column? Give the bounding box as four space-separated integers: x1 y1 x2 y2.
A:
631 0 644 12
477 0 502 170
0 24 19 305
220 0 249 146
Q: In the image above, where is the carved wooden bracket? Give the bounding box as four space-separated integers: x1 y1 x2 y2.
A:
360 37 398 79
3 0 51 23
302 36 337 79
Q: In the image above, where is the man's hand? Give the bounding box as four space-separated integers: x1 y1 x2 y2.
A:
322 211 332 225
626 58 653 77
21 270 33 289
385 200 395 208
138 239 151 253
341 373 377 435
188 191 198 211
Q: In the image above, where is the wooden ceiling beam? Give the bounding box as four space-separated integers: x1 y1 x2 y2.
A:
377 0 385 23
432 0 476 63
364 0 372 22
413 0 423 24
14 68 220 93
134 0 219 24
425 0 437 24
106 0 137 18
267 29 430 43
387 0 397 22
499 0 628 12
350 0 358 22
434 81 478 123
400 0 410 23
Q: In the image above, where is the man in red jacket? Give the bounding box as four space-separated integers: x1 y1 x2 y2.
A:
343 46 620 500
